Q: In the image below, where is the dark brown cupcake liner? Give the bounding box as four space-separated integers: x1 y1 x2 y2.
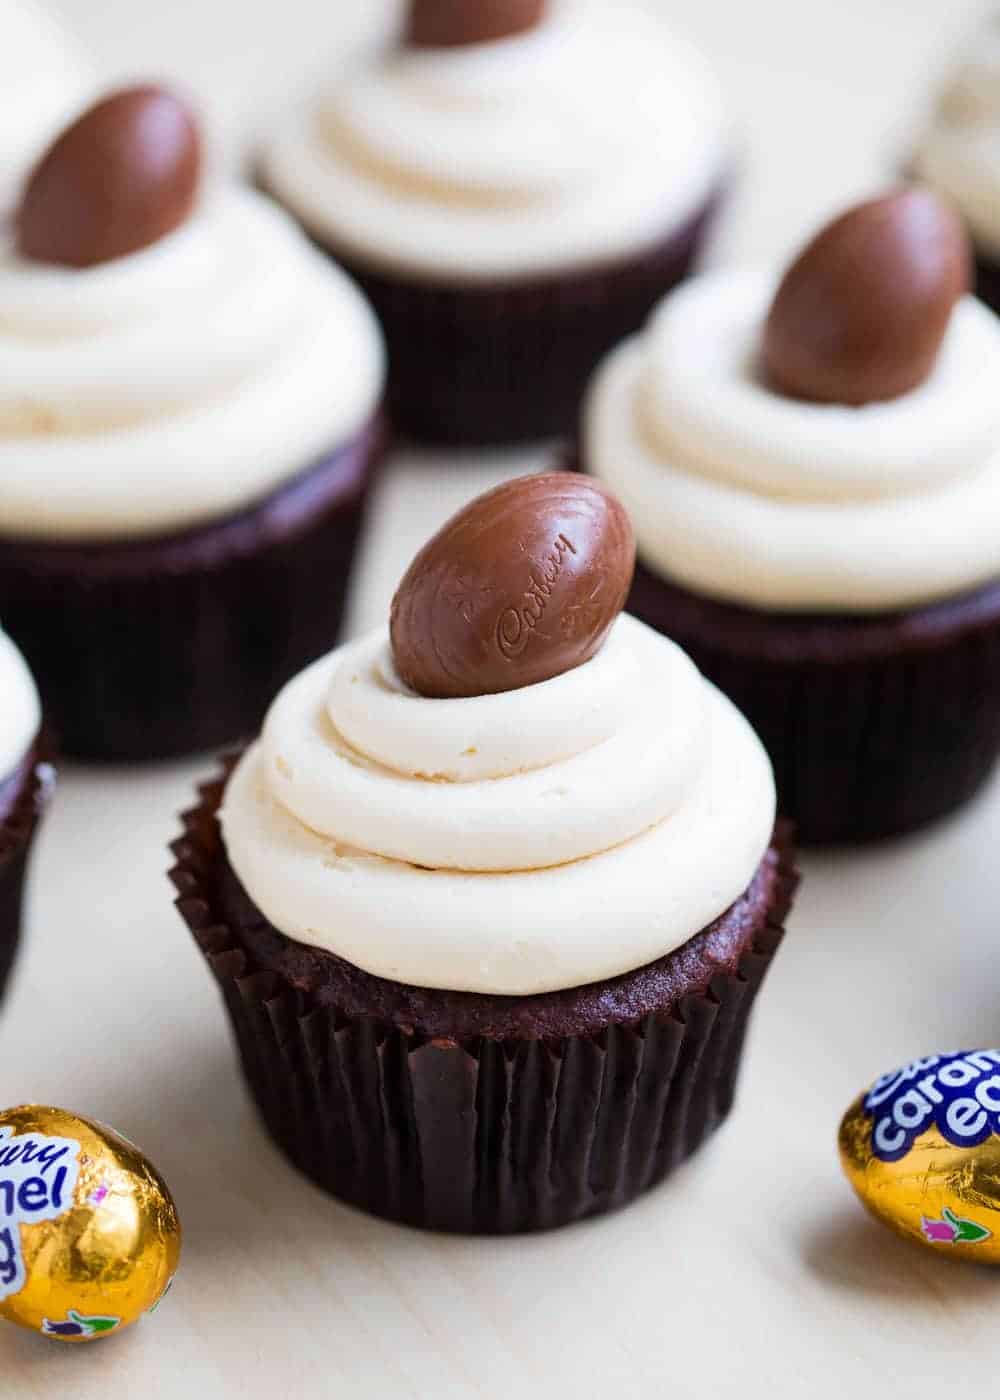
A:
259 174 725 446
170 762 796 1234
627 558 1000 845
974 249 1000 318
0 417 384 762
0 739 55 1002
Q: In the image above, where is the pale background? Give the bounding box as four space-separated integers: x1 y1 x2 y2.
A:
4 1 1000 1396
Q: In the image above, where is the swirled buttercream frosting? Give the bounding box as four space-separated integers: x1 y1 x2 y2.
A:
220 614 775 995
0 628 40 782
587 267 1000 612
0 186 385 539
258 1 728 281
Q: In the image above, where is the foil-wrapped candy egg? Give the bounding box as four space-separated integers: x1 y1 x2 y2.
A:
839 1050 1000 1263
0 1105 180 1340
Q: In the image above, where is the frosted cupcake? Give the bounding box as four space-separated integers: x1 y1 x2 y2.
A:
0 626 52 1001
0 0 93 209
912 13 1000 316
0 86 385 760
259 0 728 445
584 188 1000 844
172 475 795 1234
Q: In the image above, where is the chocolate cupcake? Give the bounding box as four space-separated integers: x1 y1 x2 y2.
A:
0 86 386 761
258 0 729 445
583 188 1000 844
0 626 53 1001
172 474 795 1234
911 15 1000 317
0 0 93 211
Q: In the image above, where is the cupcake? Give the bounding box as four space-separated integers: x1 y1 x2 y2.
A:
0 86 386 761
584 188 1000 845
912 14 1000 317
259 0 728 445
172 474 795 1234
0 625 52 1001
0 0 93 210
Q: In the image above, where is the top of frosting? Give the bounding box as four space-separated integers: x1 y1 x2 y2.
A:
259 0 728 280
586 265 1000 612
0 0 94 212
0 627 41 782
0 184 385 540
913 16 1000 258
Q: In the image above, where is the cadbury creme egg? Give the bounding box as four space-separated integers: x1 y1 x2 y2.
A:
390 473 635 699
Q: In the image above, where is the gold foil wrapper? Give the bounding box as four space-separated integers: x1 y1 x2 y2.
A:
0 1105 181 1340
839 1051 1000 1264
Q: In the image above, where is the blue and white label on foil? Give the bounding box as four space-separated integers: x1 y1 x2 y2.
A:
0 1127 80 1302
864 1050 1000 1162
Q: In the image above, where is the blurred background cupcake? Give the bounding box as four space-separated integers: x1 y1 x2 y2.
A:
583 188 1000 845
0 85 386 762
172 475 795 1234
0 625 52 1002
259 0 730 446
911 11 1000 316
0 0 94 211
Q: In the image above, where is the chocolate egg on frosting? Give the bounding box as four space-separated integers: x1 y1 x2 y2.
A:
762 188 970 405
407 0 547 48
17 85 201 268
390 473 635 699
0 1105 181 1340
839 1051 1000 1263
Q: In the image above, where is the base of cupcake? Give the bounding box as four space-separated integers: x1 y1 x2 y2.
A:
262 182 724 447
0 741 55 1002
0 418 384 763
628 560 1000 845
172 763 796 1234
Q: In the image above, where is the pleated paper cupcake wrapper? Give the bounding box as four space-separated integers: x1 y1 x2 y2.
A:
171 772 795 1235
975 251 1000 320
628 559 1000 845
267 184 724 447
0 743 55 1002
0 418 383 762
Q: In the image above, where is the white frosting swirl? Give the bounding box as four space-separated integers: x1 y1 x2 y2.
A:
0 0 95 211
587 268 1000 612
259 1 728 281
0 627 40 783
220 615 775 996
0 186 385 540
914 18 1000 259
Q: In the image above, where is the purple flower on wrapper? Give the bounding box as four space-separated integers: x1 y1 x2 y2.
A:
921 1216 958 1243
920 1207 991 1246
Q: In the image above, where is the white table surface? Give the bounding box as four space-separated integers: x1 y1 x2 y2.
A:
5 1 1000 1395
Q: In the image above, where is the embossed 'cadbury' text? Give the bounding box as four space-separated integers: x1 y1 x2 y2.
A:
495 533 577 660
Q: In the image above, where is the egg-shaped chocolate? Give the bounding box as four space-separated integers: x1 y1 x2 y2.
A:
407 0 547 47
0 1105 181 1340
17 85 201 268
839 1050 1000 1263
390 473 635 699
762 188 970 406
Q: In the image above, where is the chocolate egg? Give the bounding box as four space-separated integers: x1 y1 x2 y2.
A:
0 1105 180 1339
762 188 970 405
17 85 201 268
839 1051 1000 1263
390 473 635 699
407 0 547 48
